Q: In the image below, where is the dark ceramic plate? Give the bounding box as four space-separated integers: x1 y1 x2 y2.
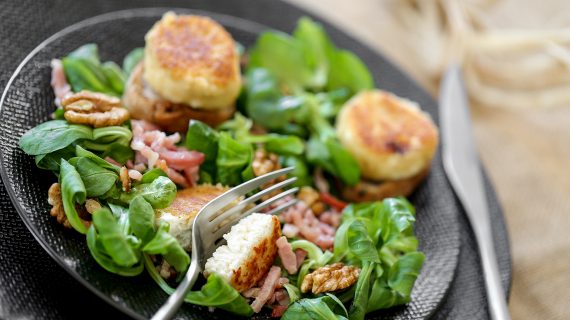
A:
0 7 460 320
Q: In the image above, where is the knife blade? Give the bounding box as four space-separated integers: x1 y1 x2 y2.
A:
439 65 511 320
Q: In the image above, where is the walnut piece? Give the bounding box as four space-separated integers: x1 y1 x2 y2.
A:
252 149 287 200
297 186 326 216
120 166 131 192
301 263 361 294
48 183 97 230
61 90 129 128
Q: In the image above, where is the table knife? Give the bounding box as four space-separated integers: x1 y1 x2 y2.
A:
439 65 511 320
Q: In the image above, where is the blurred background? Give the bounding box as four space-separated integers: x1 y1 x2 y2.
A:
283 0 570 319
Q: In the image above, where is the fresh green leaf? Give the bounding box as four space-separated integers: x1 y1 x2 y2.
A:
62 57 118 97
348 261 375 320
67 43 100 66
128 196 157 246
35 143 76 171
143 254 253 316
139 168 168 184
122 47 144 75
326 49 374 94
87 225 144 276
143 222 190 273
282 283 303 305
375 198 416 245
101 61 127 94
293 17 335 88
108 203 130 235
387 252 425 296
101 142 135 166
249 31 312 93
92 208 138 267
282 295 348 320
366 279 410 313
326 141 360 185
186 120 219 178
250 133 304 156
59 159 88 234
216 131 250 186
73 157 118 197
281 155 312 187
75 145 121 175
19 120 92 155
119 176 176 209
54 107 66 120
347 220 380 263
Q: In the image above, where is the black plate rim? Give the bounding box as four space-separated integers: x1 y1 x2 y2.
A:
0 7 461 320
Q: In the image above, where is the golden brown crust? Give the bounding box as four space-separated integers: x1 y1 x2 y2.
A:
155 184 230 221
230 215 281 292
122 62 235 133
336 90 439 181
143 12 242 109
341 165 431 203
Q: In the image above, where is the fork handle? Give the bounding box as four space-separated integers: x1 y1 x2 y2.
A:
151 259 200 320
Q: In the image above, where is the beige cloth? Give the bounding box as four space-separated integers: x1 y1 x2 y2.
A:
284 0 570 319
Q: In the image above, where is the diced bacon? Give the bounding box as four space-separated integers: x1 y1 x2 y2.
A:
251 266 281 313
131 139 146 151
183 166 200 187
141 146 159 169
164 132 181 146
132 119 162 132
168 168 189 188
134 151 147 164
242 287 261 298
134 163 146 172
262 195 295 214
257 273 267 287
50 59 71 107
267 293 276 305
295 249 308 270
277 236 298 274
156 148 205 168
291 206 320 243
129 170 143 181
277 294 290 306
275 278 289 289
126 159 135 169
319 221 336 236
282 223 299 238
104 157 121 167
314 234 335 251
274 289 287 301
271 305 288 317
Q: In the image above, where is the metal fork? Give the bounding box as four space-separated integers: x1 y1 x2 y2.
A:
151 167 298 320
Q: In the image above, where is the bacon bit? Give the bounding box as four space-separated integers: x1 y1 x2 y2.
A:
157 148 205 168
274 289 287 302
282 223 299 238
251 266 281 313
267 293 276 305
319 221 336 236
141 146 159 169
277 294 290 306
242 287 261 298
134 163 146 172
104 157 121 167
320 191 348 211
257 273 268 287
132 119 162 132
183 166 200 188
276 278 289 289
271 305 288 317
277 236 298 274
129 170 143 181
50 59 71 107
295 249 308 270
126 159 135 169
120 166 130 192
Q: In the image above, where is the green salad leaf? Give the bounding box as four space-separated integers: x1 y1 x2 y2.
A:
128 196 157 247
282 294 348 320
216 131 251 186
119 176 176 209
143 253 253 316
92 208 138 267
35 143 76 172
142 222 190 273
59 159 88 234
19 120 92 155
75 145 121 174
73 157 118 197
187 120 219 178
87 225 144 276
101 142 135 166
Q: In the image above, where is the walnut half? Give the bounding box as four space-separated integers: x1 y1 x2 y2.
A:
48 183 100 231
301 263 361 294
61 90 129 128
252 149 287 200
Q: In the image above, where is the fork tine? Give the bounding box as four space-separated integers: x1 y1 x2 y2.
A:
195 167 294 224
208 177 298 224
266 199 299 216
212 192 298 238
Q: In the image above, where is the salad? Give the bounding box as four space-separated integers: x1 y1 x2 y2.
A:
18 13 432 319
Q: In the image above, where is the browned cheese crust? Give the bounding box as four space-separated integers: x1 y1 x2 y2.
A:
122 62 235 133
231 215 281 292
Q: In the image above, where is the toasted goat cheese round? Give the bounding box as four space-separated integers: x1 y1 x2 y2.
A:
143 12 242 110
203 213 281 293
154 184 231 251
336 89 439 182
